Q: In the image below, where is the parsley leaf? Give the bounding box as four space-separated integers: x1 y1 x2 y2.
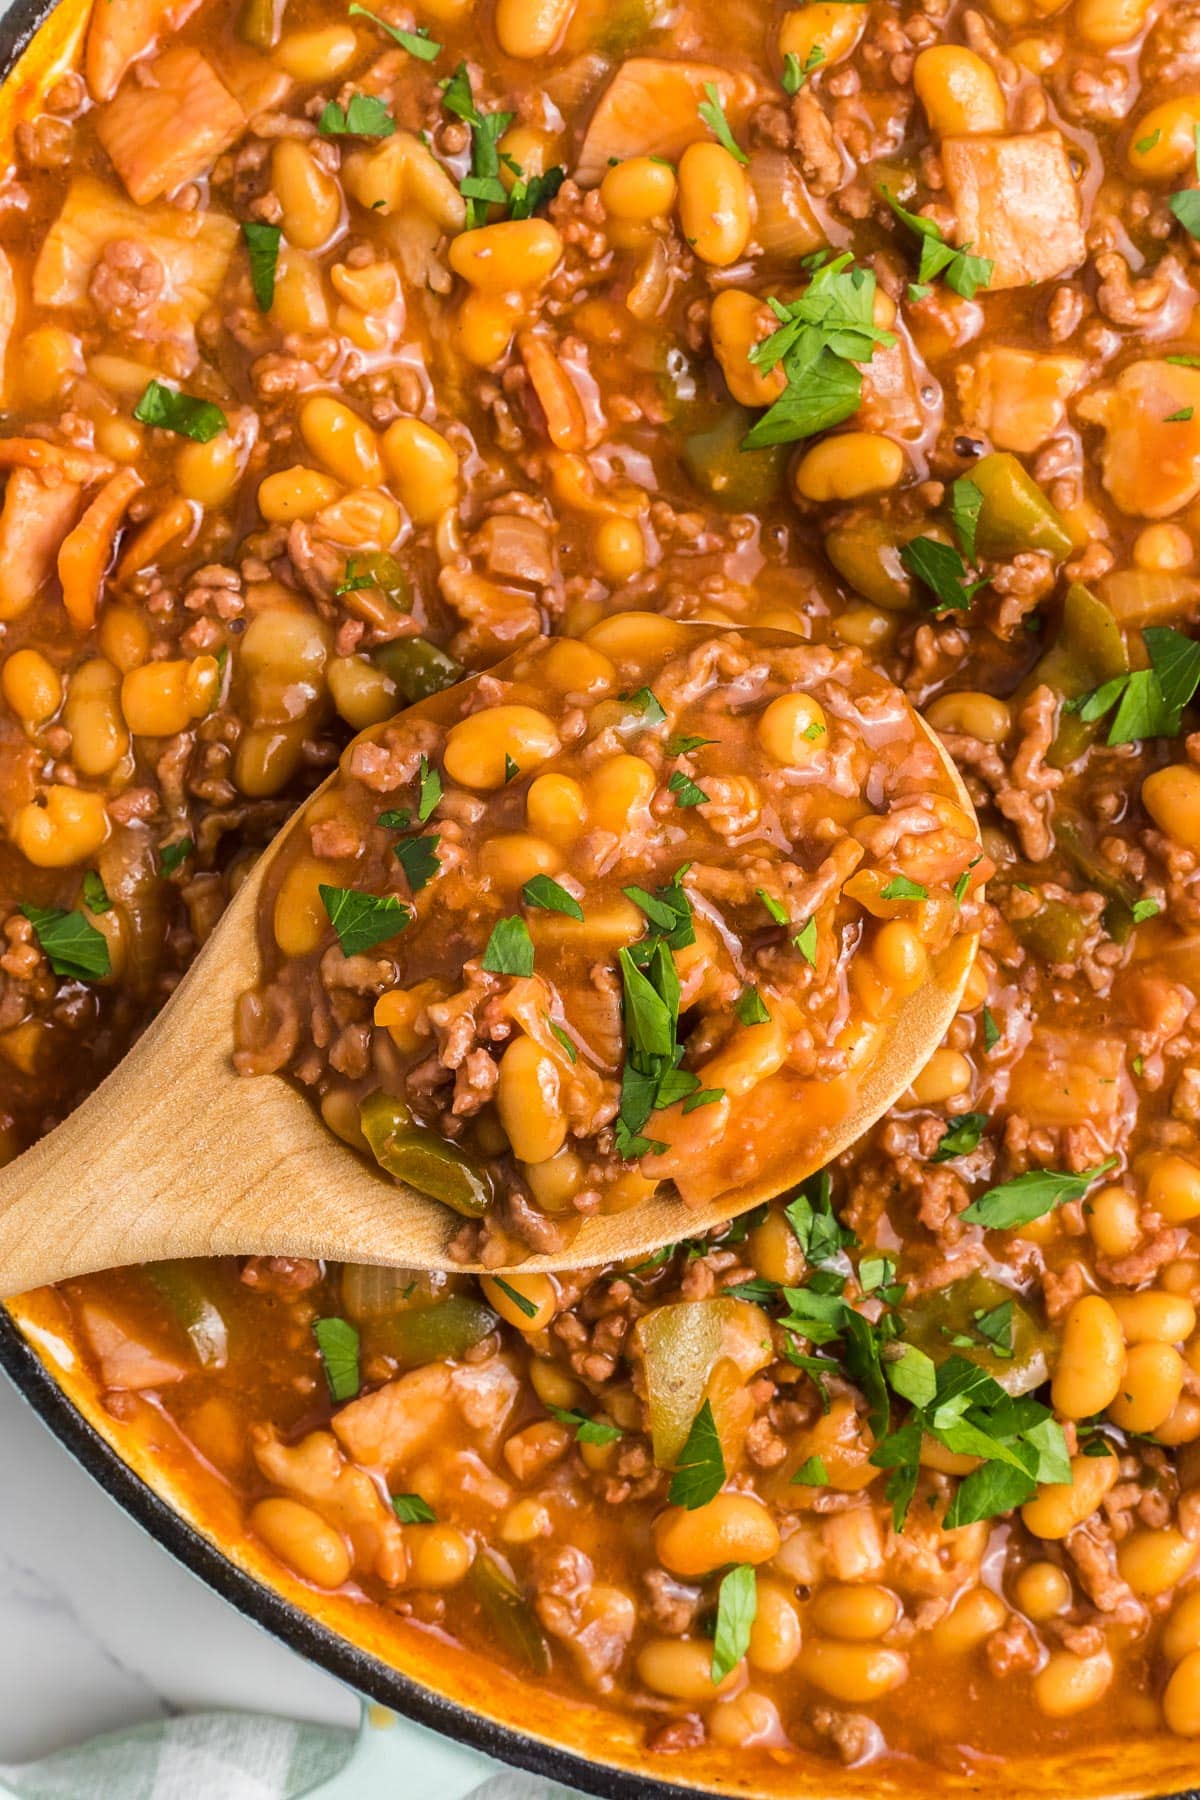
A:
711 1565 757 1683
394 833 441 893
417 756 442 822
81 871 111 916
20 903 111 981
668 769 709 807
880 875 928 901
545 1403 624 1445
320 886 410 955
522 874 583 920
793 916 818 965
743 255 895 449
319 92 395 137
792 1454 828 1485
1132 898 1161 922
900 537 987 612
961 1157 1119 1229
782 44 824 93
756 888 789 926
548 1019 578 1062
241 221 281 311
621 686 667 725
882 188 993 300
313 1316 360 1401
698 81 748 164
931 1111 988 1163
392 1492 437 1523
1067 625 1200 745
160 837 193 876
668 1398 726 1508
440 61 515 227
508 163 566 220
949 476 983 564
1169 125 1200 238
492 1275 538 1318
133 380 227 443
482 916 535 976
348 4 441 57
982 1006 1001 1051
736 985 771 1026
785 1168 856 1265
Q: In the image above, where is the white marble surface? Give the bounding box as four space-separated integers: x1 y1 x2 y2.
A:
0 1372 359 1765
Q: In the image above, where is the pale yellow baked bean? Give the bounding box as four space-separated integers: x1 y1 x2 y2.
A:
929 1585 1007 1654
654 1494 780 1578
64 658 128 778
496 124 555 193
405 1522 473 1587
495 0 575 57
121 658 206 737
583 611 693 657
600 155 678 222
1087 1185 1142 1257
798 1638 908 1702
873 920 927 995
1146 1153 1200 1223
526 772 587 844
479 831 561 887
480 1270 558 1332
13 785 109 868
757 692 827 765
958 957 989 1012
747 1580 802 1673
1020 1450 1119 1539
98 604 151 673
274 858 340 958
524 1147 586 1213
250 1497 351 1589
1164 1591 1200 1664
677 142 751 267
1134 523 1194 571
749 1207 805 1286
1116 1526 1197 1597
449 219 563 290
327 655 397 730
779 2 867 67
300 396 384 488
1108 1341 1185 1433
528 1355 581 1411
1144 766 1200 853
585 753 658 833
913 45 1007 135
496 1034 568 1164
1128 98 1200 180
637 1637 743 1701
500 1497 553 1543
698 1015 788 1098
1155 1395 1200 1445
276 23 360 80
2 649 61 725
910 1049 973 1105
540 639 616 697
1075 0 1152 46
270 249 330 334
94 416 142 463
793 432 905 503
810 1583 899 1642
1052 1295 1126 1419
708 1690 782 1748
709 289 785 410
1111 1291 1196 1344
593 514 645 581
925 691 1012 743
17 324 83 407
271 139 342 249
258 466 342 524
444 705 561 788
1015 1561 1072 1622
454 290 524 366
1166 1649 1200 1735
380 419 459 525
176 432 240 508
1034 1650 1112 1718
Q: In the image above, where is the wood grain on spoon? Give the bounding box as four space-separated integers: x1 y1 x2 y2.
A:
0 642 980 1296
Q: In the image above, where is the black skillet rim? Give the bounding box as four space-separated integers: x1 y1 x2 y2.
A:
0 0 1196 1793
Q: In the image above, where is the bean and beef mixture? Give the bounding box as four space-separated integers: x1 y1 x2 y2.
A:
236 619 981 1258
7 0 1200 1775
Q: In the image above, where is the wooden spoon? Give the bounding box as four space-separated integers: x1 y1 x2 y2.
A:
0 648 980 1296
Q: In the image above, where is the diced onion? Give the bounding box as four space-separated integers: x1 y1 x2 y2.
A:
340 1262 447 1321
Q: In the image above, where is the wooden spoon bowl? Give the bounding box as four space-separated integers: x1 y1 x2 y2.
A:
0 629 979 1294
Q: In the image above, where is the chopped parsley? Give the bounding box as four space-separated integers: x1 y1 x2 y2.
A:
548 1019 578 1063
441 62 515 227
348 4 441 57
621 686 667 725
492 1275 539 1318
931 1111 988 1163
668 768 709 808
508 163 566 221
961 1157 1119 1229
743 255 896 449
880 875 928 901
782 44 823 93
756 887 789 926
1167 407 1195 423
417 755 442 822
394 833 441 894
882 187 994 300
668 1397 726 1508
900 535 987 612
981 1006 1001 1051
785 1168 856 1267
711 1565 757 1683
521 874 583 920
1133 898 1161 922
698 81 748 164
545 1404 624 1445
392 1493 437 1523
949 476 983 564
735 985 771 1026
1065 625 1200 745
503 752 520 783
133 380 227 443
313 1316 360 1401
482 916 535 976
20 903 110 981
160 837 193 876
81 871 111 916
793 916 818 965
1169 126 1200 238
319 92 395 138
792 1454 829 1486
953 857 982 906
665 733 717 757
319 886 410 956
241 220 281 311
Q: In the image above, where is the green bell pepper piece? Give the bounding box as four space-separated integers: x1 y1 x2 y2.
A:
369 1294 500 1367
373 637 464 705
682 406 787 511
1027 585 1129 769
1010 897 1089 967
824 516 920 612
471 1552 551 1673
971 452 1073 561
359 1092 492 1218
902 1272 1053 1397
